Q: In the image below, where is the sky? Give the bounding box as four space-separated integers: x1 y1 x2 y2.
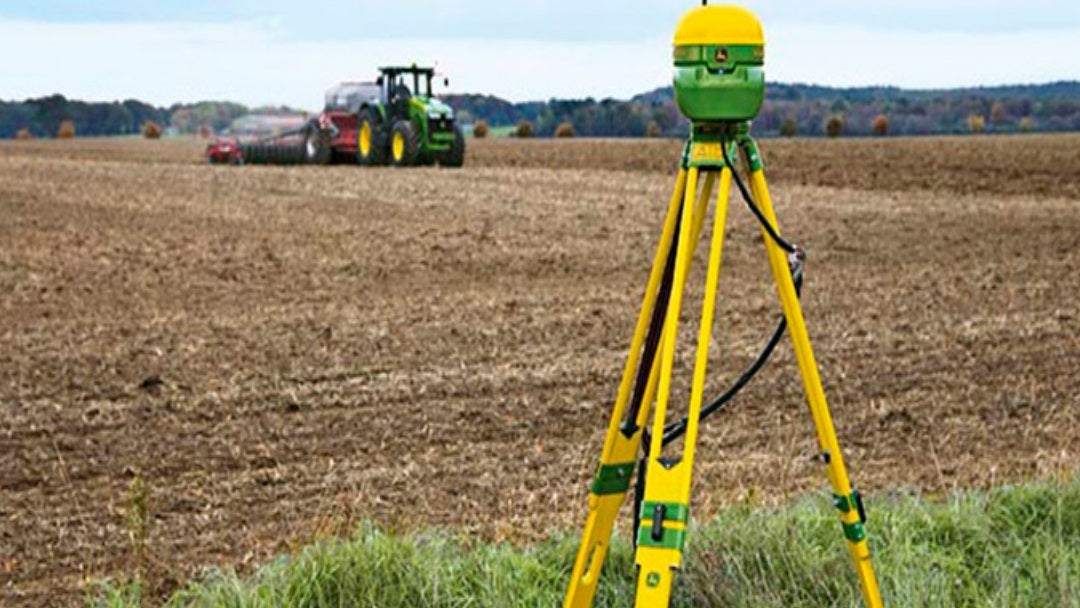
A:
3 1 1080 111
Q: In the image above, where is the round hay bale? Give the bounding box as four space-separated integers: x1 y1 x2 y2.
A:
142 121 163 139
56 120 75 139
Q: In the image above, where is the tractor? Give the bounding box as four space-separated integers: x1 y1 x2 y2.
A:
303 65 465 168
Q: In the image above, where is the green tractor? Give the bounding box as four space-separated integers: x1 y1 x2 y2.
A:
356 65 465 167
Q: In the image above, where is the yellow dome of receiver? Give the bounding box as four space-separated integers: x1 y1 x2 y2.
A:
673 4 764 47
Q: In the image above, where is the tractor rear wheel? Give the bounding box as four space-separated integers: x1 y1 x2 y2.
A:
357 108 386 166
304 124 332 165
390 120 421 167
439 125 465 168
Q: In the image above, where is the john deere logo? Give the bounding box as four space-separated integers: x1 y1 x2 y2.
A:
646 571 661 587
714 47 729 63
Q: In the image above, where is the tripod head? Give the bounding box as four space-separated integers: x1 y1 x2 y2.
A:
672 4 765 123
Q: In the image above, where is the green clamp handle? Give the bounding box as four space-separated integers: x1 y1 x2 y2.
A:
833 489 867 523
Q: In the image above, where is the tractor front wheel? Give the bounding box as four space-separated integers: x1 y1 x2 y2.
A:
389 120 421 167
439 125 465 168
357 109 386 166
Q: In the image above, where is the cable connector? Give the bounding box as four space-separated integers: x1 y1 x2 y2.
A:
792 246 807 264
788 246 806 272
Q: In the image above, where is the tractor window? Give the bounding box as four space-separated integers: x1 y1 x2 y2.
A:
325 82 379 112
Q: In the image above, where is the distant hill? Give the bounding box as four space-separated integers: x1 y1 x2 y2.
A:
4 81 1080 139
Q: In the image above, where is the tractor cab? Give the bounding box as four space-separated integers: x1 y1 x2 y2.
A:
375 66 444 104
375 66 457 126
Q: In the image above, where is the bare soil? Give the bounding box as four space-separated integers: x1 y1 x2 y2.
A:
1 135 1078 605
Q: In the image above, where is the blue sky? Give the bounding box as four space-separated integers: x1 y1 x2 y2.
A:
9 1 1080 38
3 2 1080 109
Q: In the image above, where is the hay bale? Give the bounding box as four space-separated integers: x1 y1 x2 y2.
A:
515 120 534 138
14 128 33 141
825 114 845 138
473 119 489 139
872 114 889 136
779 117 798 137
555 122 575 138
142 121 163 139
56 120 75 139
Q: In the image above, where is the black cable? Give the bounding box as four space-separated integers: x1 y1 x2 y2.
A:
621 206 683 438
631 454 647 549
720 139 797 255
633 141 808 530
633 270 802 544
650 137 808 446
660 265 802 446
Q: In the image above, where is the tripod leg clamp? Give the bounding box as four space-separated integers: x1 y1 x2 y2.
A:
636 501 689 550
833 489 868 542
591 462 635 495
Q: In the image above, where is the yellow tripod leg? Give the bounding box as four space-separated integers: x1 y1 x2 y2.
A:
565 166 718 608
745 164 884 608
627 169 718 435
633 167 731 607
563 169 687 608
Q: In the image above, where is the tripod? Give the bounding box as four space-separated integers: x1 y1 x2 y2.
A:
562 123 883 608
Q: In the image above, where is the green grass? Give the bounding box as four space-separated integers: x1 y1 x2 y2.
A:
482 125 517 138
91 478 1080 607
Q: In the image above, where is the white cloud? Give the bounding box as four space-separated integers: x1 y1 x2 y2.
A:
3 18 1080 109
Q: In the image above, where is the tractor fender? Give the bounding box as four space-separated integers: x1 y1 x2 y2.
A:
358 103 386 123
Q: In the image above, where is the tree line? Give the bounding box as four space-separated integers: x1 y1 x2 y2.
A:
749 82 1080 136
0 95 295 139
5 81 1080 139
0 95 169 138
453 81 1080 137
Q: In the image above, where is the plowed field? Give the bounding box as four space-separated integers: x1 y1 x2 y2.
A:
2 135 1079 605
